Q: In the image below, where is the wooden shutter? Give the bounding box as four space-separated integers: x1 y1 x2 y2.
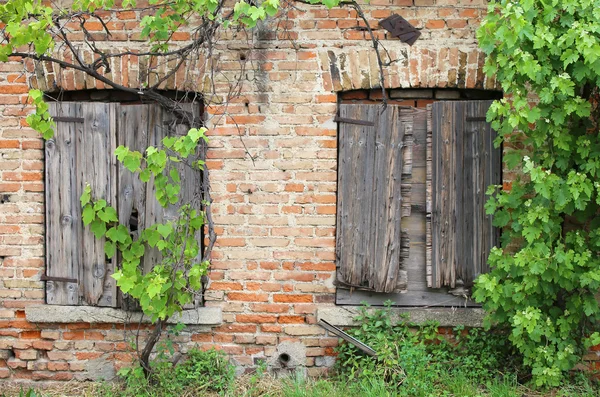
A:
336 104 413 293
427 101 501 289
116 104 203 309
46 103 118 306
46 102 203 308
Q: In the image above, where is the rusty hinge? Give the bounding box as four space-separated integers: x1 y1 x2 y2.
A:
334 116 375 127
53 116 84 123
41 275 78 283
466 117 487 122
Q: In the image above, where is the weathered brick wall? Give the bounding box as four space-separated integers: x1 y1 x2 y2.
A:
0 0 493 381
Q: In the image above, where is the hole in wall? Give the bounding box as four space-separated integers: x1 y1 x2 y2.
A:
0 194 10 204
278 353 291 366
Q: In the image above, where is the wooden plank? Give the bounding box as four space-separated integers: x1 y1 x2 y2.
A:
163 105 205 309
431 102 459 288
336 104 407 293
372 105 404 292
79 103 117 306
116 104 164 308
116 103 203 308
336 104 373 288
45 103 82 305
336 288 480 307
428 101 501 289
426 105 433 288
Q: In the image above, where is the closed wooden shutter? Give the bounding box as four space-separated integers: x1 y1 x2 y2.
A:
116 103 203 310
45 102 203 307
45 103 118 306
427 101 501 289
336 104 413 293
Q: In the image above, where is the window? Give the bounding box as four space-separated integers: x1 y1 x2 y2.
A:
44 100 204 308
335 100 501 306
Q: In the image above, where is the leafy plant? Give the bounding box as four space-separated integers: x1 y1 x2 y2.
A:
112 347 235 397
474 0 600 386
81 128 209 375
174 348 235 392
335 302 518 396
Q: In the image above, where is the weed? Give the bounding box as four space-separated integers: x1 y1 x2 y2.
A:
108 347 235 396
335 301 522 395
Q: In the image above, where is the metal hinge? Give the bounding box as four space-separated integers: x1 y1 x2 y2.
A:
41 275 78 283
334 116 375 127
53 116 84 123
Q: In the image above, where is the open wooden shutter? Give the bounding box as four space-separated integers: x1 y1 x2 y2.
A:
427 101 501 289
46 102 203 308
336 104 413 293
45 103 118 306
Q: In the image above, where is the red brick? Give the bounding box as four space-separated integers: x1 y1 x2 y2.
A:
191 333 212 342
75 352 103 360
2 171 42 181
273 294 314 303
278 316 306 324
85 331 105 340
0 85 29 94
32 340 53 350
236 314 277 323
20 330 41 339
0 140 19 148
211 281 243 291
62 331 85 340
426 20 446 29
227 292 269 302
261 325 282 333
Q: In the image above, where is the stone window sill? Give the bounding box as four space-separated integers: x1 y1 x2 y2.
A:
317 307 485 328
25 305 222 325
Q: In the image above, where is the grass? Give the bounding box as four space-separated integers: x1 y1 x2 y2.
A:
2 371 600 397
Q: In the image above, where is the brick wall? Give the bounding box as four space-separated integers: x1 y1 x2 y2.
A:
0 0 493 381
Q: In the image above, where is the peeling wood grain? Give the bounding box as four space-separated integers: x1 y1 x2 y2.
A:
336 104 407 293
46 103 82 305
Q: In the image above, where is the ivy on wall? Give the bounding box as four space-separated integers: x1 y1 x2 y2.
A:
474 0 600 386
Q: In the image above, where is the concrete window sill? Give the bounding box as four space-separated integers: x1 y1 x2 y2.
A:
317 307 485 328
25 305 222 325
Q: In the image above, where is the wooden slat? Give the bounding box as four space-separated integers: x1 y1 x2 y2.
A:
336 104 370 288
336 104 407 293
336 288 480 307
116 104 160 309
46 103 82 305
428 101 500 289
79 103 118 306
116 103 203 309
371 106 404 292
426 105 433 287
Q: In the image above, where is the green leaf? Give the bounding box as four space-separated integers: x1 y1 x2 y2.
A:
104 240 116 259
156 223 172 238
90 219 107 239
80 184 91 207
97 206 118 223
82 205 96 225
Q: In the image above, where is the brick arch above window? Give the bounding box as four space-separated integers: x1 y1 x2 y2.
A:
317 47 500 93
25 50 209 94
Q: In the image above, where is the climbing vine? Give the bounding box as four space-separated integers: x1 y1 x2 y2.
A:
1 0 397 379
474 0 600 386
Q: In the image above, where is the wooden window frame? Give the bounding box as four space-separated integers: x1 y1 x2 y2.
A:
335 98 502 307
44 101 205 309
